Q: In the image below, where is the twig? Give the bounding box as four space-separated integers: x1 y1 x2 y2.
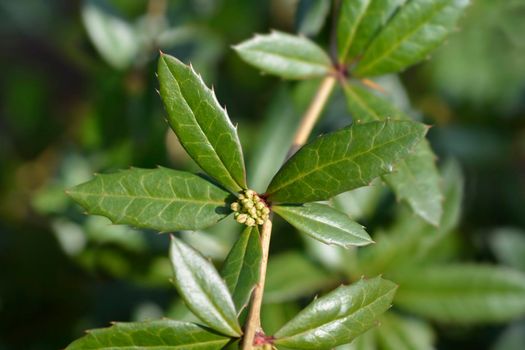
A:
242 219 273 350
242 74 337 350
286 75 337 160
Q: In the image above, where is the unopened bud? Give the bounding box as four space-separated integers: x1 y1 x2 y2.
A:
236 213 248 224
230 202 240 212
245 189 255 198
256 202 265 210
246 217 256 226
262 207 270 215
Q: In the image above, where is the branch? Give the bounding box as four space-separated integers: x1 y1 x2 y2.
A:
242 74 337 349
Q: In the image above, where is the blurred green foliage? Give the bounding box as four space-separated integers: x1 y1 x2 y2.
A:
0 0 524 349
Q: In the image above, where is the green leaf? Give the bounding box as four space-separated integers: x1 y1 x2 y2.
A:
393 265 525 323
264 252 338 303
67 167 231 232
82 0 138 69
266 120 427 203
220 226 262 314
233 31 332 80
356 161 463 277
343 83 442 225
65 320 230 350
158 54 246 192
274 277 397 349
337 0 403 63
376 313 435 350
354 0 470 77
332 182 385 220
273 203 373 248
170 237 241 337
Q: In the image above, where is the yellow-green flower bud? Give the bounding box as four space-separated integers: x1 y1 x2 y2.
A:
246 217 256 226
230 202 240 212
236 213 248 224
256 202 265 210
262 207 270 215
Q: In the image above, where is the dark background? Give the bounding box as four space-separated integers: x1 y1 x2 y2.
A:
1 0 524 349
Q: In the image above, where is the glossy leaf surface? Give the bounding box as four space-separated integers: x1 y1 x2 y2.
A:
220 226 262 314
65 320 230 350
343 83 442 225
234 31 332 80
266 120 427 203
394 265 525 323
158 54 246 192
170 237 241 337
67 168 231 231
354 0 469 77
273 203 372 248
337 0 403 62
274 277 397 349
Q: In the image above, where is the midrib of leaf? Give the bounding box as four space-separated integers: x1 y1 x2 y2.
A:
276 206 369 242
339 0 372 61
277 286 394 340
163 61 241 191
270 126 420 195
243 47 330 69
356 0 451 74
72 191 225 206
176 244 239 335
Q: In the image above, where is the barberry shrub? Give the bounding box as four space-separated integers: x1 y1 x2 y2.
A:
65 1 525 350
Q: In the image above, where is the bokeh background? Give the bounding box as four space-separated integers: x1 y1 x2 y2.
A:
1 0 524 349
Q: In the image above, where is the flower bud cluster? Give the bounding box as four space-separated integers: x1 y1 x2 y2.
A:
231 189 270 226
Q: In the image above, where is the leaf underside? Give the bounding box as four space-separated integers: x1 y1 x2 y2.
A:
170 237 242 337
67 167 231 232
343 82 443 226
274 276 397 349
266 120 427 203
158 54 247 192
220 226 262 314
234 31 332 80
65 320 230 350
273 203 373 248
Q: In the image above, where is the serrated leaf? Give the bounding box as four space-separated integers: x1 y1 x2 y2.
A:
170 237 241 337
82 0 138 69
393 265 525 323
337 0 403 63
273 203 373 248
234 31 332 80
264 252 338 303
376 313 435 350
274 276 397 349
65 320 230 350
220 226 262 314
356 161 463 277
158 54 246 192
343 83 443 225
354 0 469 77
266 120 427 203
67 168 231 232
